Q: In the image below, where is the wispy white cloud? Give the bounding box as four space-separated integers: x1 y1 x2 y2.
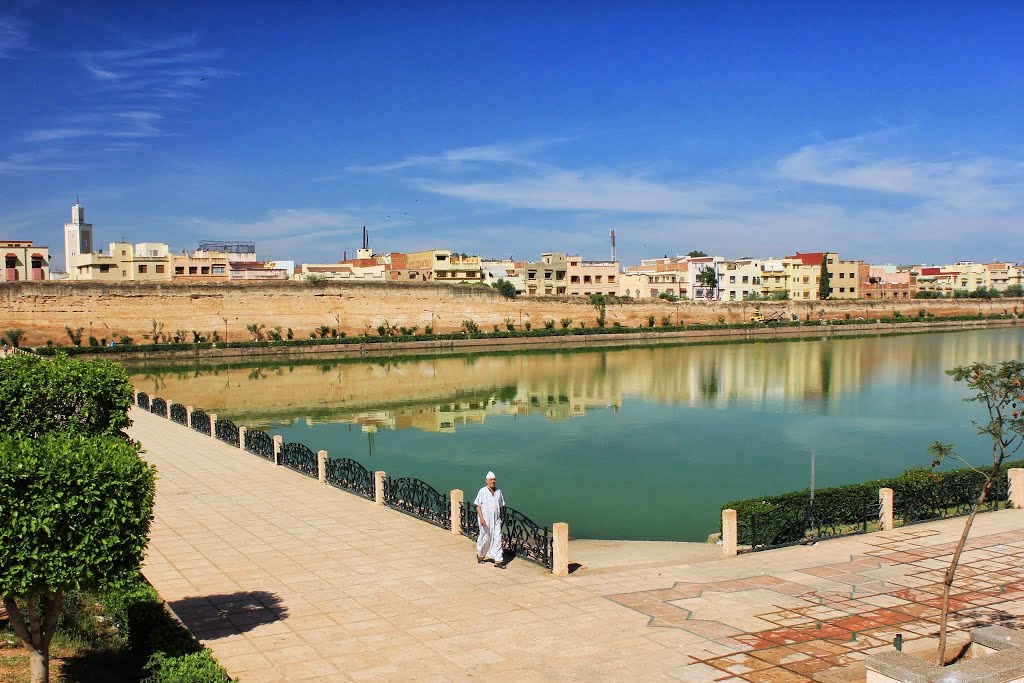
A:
9 32 232 164
419 171 738 215
0 14 29 58
777 134 1023 211
0 148 81 174
346 139 566 173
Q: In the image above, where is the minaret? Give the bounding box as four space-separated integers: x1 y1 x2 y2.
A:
64 198 94 277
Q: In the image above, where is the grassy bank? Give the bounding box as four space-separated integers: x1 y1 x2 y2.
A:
27 311 1023 362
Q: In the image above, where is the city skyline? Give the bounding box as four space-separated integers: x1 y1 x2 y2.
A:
2 3 1022 266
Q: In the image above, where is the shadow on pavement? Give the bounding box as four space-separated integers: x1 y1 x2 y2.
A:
168 591 289 640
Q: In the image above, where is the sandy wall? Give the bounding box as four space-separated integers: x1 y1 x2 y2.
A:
1 280 1021 346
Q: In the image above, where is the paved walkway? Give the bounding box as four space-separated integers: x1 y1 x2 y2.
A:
131 408 1024 682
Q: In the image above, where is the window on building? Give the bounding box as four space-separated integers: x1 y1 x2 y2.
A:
742 276 749 283
200 266 210 275
31 258 42 269
156 265 165 273
839 287 845 293
803 291 810 299
99 265 111 273
839 272 845 278
729 291 736 300
121 250 127 256
608 275 615 283
435 254 447 261
138 265 148 273
595 275 603 283
729 275 736 283
570 275 580 284
174 266 184 275
528 271 537 280
5 257 15 269
188 266 198 275
850 287 855 293
121 270 126 277
802 276 809 283
212 265 225 275
583 275 592 284
545 271 552 279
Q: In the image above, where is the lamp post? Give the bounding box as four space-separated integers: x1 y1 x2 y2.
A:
218 313 228 342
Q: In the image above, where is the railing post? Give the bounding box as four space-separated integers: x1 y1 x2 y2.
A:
186 406 194 428
374 471 386 505
879 487 895 531
552 522 570 576
209 413 218 439
238 426 247 450
317 450 328 484
273 435 283 466
722 508 738 557
450 489 463 536
1009 469 1024 510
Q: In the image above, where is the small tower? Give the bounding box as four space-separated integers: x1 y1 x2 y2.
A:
64 199 94 277
356 226 372 260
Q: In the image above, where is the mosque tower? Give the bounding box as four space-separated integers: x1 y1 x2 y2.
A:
63 198 93 276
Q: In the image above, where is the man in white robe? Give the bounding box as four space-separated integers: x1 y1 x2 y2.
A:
474 471 506 568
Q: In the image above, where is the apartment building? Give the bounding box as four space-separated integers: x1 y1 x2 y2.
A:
2 240 50 281
861 266 917 300
522 253 568 296
566 255 619 296
720 258 763 301
405 249 485 283
73 242 172 281
783 252 865 300
687 256 725 300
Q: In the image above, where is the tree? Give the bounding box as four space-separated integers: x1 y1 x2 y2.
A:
589 293 607 327
3 328 25 348
492 278 517 299
64 325 84 347
0 354 134 439
0 433 157 682
245 323 266 341
819 253 832 300
928 361 1024 665
687 250 708 258
1004 284 1024 298
696 266 719 300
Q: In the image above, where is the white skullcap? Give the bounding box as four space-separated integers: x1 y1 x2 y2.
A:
485 471 496 479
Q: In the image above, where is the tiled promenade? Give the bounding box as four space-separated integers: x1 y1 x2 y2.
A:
131 408 1024 682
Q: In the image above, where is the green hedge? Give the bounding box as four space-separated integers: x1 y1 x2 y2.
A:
722 459 1022 547
32 312 1016 356
100 574 232 682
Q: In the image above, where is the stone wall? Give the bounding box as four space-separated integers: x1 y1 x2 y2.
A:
0 280 1020 346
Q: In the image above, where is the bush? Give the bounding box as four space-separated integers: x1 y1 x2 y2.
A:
492 278 517 299
543 319 555 330
0 353 134 438
144 650 231 683
647 315 655 328
560 318 573 329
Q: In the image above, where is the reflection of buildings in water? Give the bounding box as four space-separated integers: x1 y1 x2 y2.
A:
305 382 622 435
131 329 1024 430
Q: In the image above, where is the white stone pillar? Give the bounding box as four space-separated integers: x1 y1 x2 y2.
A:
317 450 328 484
722 509 738 557
209 413 217 439
238 426 247 450
375 471 386 505
552 522 570 576
450 489 464 535
273 435 283 466
1009 469 1024 510
879 488 895 531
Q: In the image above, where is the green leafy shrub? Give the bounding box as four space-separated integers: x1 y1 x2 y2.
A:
144 651 231 683
0 353 134 438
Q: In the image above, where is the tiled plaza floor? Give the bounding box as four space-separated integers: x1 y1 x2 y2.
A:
129 408 1024 682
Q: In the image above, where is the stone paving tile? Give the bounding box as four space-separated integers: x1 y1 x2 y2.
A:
131 408 1024 682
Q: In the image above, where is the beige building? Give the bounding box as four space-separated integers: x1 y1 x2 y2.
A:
782 252 864 300
720 258 763 301
522 253 569 296
3 240 50 281
170 251 231 282
566 255 619 297
73 242 173 281
405 249 485 283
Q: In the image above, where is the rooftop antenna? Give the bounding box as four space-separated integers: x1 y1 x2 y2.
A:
610 228 616 262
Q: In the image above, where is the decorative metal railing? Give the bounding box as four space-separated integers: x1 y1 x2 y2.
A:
385 477 450 529
896 476 1008 526
739 494 875 554
150 397 168 417
280 442 318 478
215 418 239 447
190 409 211 436
459 502 553 569
170 403 187 426
325 457 374 500
244 429 274 460
136 392 150 410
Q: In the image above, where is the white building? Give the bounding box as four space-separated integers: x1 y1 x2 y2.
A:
63 201 94 274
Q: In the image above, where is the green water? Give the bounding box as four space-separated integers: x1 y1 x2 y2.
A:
127 328 1024 541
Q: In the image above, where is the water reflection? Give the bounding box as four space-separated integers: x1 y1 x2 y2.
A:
128 329 1024 431
126 329 1024 541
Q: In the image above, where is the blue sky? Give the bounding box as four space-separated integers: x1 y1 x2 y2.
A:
1 2 1022 267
